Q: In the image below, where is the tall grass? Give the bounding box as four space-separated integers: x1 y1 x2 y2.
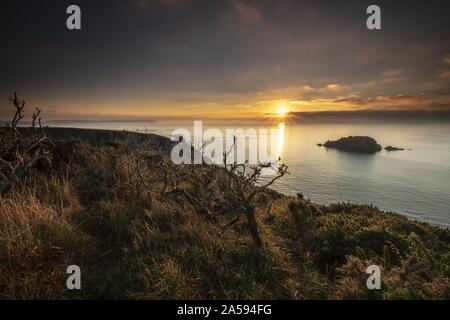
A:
0 136 449 299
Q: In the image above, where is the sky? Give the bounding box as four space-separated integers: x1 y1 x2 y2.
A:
1 0 450 120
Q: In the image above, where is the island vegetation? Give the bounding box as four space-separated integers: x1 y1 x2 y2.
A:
1 94 449 299
318 136 382 154
318 137 410 154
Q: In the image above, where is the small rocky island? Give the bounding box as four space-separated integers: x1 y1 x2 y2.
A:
318 136 382 154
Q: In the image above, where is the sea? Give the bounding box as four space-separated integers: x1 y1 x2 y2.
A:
45 119 450 228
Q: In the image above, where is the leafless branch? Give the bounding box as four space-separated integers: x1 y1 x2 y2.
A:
0 93 53 194
32 108 41 129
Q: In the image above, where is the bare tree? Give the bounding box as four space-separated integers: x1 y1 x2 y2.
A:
9 92 25 136
0 93 53 194
163 136 288 248
219 140 288 248
32 108 41 129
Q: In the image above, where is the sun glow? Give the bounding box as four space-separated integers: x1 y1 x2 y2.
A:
277 105 289 118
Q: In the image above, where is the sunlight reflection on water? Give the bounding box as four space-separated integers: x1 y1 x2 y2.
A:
47 120 450 228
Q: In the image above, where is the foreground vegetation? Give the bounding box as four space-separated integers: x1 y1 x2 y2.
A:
0 95 449 299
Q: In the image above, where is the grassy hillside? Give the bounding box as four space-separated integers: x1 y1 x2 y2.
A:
0 128 449 299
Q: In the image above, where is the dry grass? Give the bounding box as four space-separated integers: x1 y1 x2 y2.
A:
0 132 449 299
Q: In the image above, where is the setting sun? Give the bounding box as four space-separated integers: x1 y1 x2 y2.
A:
277 106 289 117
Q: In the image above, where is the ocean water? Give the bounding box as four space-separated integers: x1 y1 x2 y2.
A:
47 120 450 228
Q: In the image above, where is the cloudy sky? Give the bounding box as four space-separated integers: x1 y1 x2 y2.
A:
1 0 450 120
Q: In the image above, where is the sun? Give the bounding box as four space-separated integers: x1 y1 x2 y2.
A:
277 105 289 117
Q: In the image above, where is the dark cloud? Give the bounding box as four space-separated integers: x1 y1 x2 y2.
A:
1 0 450 118
332 96 365 105
290 109 450 123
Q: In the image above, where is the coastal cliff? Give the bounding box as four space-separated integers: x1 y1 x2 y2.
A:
0 128 449 299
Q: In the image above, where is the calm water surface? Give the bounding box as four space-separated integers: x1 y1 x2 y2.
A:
48 120 450 228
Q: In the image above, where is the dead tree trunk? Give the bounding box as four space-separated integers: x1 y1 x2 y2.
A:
244 205 262 248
